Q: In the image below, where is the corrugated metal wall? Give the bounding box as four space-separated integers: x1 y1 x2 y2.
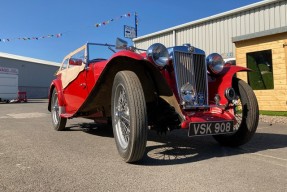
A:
135 31 174 50
134 0 287 58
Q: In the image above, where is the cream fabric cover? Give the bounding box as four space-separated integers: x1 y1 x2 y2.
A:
58 64 85 88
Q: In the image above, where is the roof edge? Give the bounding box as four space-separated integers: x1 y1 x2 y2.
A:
0 52 60 66
133 0 282 42
232 26 287 42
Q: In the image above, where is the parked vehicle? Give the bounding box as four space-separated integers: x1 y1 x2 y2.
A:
48 39 259 163
224 58 236 66
0 67 18 102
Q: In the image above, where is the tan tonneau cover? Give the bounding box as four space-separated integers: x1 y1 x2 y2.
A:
57 44 86 88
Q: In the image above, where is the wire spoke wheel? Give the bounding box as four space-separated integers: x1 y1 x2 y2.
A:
213 78 259 146
51 89 67 131
112 71 147 163
52 94 60 125
233 96 243 131
114 85 131 149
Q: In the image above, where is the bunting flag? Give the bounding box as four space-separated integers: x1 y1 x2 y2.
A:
0 12 134 43
94 12 132 28
0 33 62 43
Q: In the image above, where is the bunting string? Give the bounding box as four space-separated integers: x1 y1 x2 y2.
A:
0 33 62 43
0 12 133 43
95 12 131 27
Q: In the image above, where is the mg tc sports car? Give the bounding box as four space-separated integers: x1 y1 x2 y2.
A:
48 38 259 163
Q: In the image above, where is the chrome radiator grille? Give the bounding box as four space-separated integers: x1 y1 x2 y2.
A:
173 51 208 106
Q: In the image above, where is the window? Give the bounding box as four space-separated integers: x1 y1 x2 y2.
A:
247 50 274 90
61 59 69 70
68 49 85 68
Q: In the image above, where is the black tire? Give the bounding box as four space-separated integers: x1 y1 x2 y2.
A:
213 78 259 146
111 71 148 163
51 89 67 131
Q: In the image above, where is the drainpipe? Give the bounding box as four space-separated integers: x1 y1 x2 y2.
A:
173 30 176 46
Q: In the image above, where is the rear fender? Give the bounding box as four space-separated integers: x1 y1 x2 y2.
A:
48 79 65 111
208 66 251 105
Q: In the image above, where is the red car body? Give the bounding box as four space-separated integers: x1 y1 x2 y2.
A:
48 41 259 163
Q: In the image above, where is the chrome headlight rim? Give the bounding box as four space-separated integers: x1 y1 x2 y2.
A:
206 53 224 75
146 43 169 67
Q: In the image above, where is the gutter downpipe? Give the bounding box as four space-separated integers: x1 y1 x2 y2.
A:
173 30 176 46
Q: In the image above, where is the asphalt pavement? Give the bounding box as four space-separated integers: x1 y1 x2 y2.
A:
0 100 286 192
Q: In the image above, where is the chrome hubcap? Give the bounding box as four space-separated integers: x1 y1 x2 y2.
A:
114 84 130 149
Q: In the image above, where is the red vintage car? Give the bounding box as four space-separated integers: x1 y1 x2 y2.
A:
48 39 259 163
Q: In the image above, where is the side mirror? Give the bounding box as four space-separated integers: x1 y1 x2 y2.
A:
115 38 128 49
69 58 82 66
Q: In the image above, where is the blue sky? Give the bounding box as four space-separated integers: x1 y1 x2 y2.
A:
0 0 262 63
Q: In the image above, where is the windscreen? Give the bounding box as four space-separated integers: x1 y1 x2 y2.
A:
88 43 116 62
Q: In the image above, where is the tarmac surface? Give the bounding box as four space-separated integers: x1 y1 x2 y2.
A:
0 99 286 192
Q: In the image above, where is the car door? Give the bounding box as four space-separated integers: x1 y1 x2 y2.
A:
61 48 89 113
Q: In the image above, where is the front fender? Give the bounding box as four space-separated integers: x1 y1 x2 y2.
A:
208 66 251 105
109 50 145 61
75 53 180 118
48 79 65 111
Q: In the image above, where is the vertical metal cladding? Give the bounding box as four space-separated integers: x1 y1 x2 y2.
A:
173 51 208 106
134 0 287 57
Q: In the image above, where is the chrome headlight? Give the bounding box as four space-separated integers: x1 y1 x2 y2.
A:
180 83 196 103
206 53 224 75
225 87 236 101
146 43 169 67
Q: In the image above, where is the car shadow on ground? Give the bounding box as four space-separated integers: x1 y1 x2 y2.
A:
140 129 287 166
64 122 287 166
65 122 114 138
26 99 48 103
0 100 48 104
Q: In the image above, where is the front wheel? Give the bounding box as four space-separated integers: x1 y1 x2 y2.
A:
111 71 148 163
213 78 259 146
51 89 67 131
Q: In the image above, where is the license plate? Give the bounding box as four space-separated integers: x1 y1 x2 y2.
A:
188 121 234 137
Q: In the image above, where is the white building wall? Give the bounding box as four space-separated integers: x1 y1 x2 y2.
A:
134 0 287 58
0 54 59 99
